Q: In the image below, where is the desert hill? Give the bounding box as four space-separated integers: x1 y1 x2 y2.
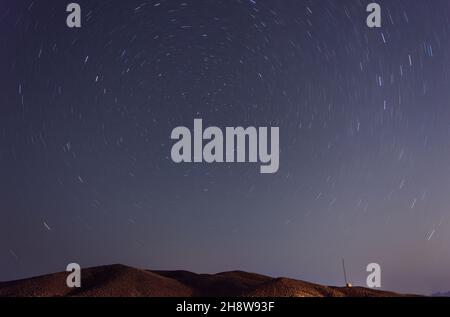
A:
0 264 408 297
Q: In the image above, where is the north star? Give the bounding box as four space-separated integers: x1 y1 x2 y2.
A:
176 301 210 315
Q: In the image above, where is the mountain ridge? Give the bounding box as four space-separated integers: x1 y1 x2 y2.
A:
0 264 417 297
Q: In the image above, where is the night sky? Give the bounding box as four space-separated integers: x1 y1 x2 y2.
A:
1 0 450 295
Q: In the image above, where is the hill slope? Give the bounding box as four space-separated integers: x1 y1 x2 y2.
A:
0 264 407 297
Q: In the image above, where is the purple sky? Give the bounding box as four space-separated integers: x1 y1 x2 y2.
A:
1 0 450 295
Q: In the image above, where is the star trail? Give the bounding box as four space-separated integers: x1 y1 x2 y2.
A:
1 0 450 295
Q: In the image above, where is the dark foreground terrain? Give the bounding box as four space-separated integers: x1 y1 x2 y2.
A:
0 264 412 297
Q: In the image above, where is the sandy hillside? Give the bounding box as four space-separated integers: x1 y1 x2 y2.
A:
0 264 410 297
